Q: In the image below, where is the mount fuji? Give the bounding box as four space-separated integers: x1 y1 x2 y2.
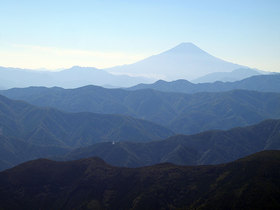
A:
106 42 246 80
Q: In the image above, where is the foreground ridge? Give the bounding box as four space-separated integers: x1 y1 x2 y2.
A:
0 150 279 210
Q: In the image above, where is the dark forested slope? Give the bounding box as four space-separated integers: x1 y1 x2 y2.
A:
0 150 279 210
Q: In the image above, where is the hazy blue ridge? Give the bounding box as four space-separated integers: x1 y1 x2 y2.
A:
2 86 280 134
63 119 280 167
129 73 280 93
0 94 174 170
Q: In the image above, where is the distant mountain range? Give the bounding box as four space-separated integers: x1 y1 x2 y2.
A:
105 42 247 80
0 66 153 89
192 68 262 83
0 150 279 209
129 73 280 93
1 43 268 90
2 86 280 134
63 119 280 167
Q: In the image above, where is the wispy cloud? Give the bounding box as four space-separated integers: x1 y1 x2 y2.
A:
0 44 147 70
12 44 145 59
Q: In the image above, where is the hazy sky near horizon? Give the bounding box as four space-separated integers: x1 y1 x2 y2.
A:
0 0 280 72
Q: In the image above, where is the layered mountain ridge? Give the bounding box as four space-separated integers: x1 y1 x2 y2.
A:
1 41 280 210
0 94 173 170
2 84 280 134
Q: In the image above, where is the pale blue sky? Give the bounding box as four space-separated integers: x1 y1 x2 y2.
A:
0 0 279 71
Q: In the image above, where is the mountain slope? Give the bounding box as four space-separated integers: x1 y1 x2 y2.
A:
106 42 245 80
0 150 279 210
64 119 280 167
0 95 173 148
2 86 280 134
129 73 280 93
0 135 70 171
